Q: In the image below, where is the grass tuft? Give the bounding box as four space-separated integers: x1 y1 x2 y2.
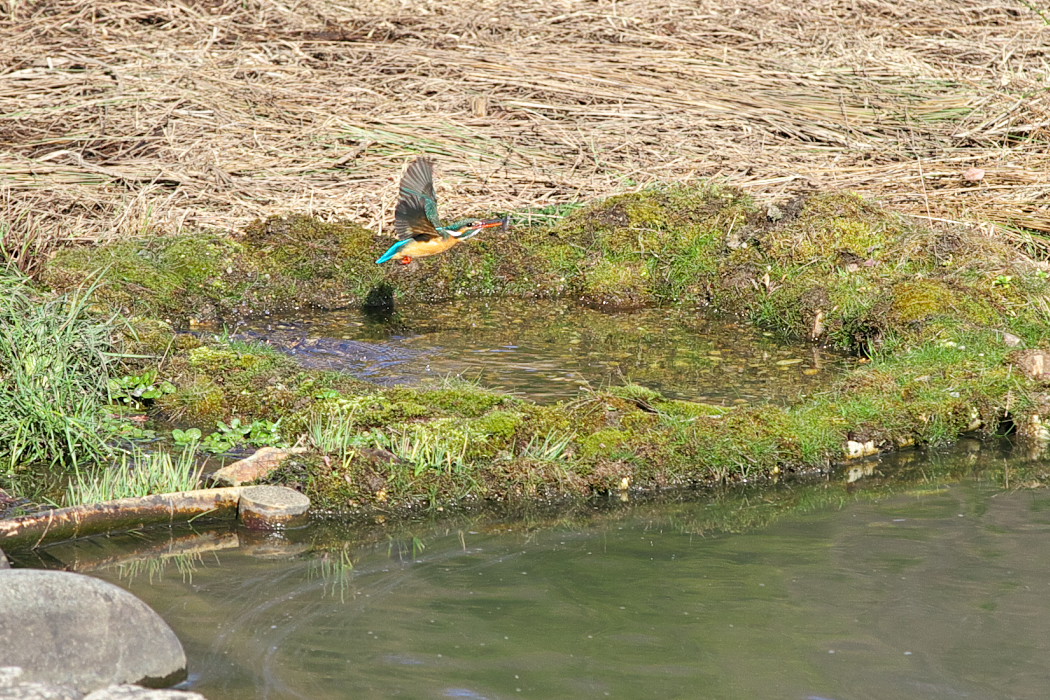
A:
65 445 204 506
518 430 575 462
0 268 120 470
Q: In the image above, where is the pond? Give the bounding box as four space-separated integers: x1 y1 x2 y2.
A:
16 439 1050 699
229 299 849 404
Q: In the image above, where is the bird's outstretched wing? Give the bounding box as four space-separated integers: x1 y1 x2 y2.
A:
395 157 443 241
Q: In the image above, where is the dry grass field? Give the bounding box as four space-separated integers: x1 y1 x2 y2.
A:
1 0 1048 267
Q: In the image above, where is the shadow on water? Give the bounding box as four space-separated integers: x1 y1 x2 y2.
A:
227 299 853 404
362 282 396 310
13 438 1050 699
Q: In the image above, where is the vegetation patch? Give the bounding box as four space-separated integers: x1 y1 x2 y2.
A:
11 186 1050 518
65 446 203 506
0 270 120 470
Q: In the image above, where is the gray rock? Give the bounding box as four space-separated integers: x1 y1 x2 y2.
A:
83 685 205 699
0 667 19 686
0 666 79 699
0 571 186 694
0 683 81 699
0 667 205 700
0 549 8 569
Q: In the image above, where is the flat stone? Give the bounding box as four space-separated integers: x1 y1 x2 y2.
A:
0 571 186 694
0 548 9 569
0 666 22 686
210 447 307 487
238 486 310 530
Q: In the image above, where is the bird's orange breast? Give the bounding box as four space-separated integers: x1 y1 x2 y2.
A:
400 236 460 259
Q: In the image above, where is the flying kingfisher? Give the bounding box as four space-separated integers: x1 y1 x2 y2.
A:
376 157 508 265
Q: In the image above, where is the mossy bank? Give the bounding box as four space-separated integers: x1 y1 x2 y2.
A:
41 187 1050 513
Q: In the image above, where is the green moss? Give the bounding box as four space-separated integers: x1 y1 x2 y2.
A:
121 317 179 356
578 428 630 459
473 410 524 440
320 392 431 427
187 346 268 374
160 375 227 423
46 242 183 313
888 280 980 324
158 235 231 285
407 384 516 417
607 384 661 402
43 234 248 320
580 259 651 307
464 410 524 458
786 215 885 264
518 403 575 436
534 242 584 281
39 184 744 320
655 399 728 419
145 317 1043 513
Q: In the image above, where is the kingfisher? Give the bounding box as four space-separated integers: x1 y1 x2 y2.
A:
376 157 508 265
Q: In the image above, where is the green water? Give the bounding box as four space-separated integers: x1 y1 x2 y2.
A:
21 441 1050 699
233 299 849 403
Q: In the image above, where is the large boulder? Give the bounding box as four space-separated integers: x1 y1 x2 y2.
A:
0 570 186 693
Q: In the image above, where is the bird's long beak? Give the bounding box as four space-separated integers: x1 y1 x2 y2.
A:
476 217 506 231
455 217 508 240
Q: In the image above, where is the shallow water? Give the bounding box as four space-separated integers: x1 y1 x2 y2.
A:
21 441 1050 699
232 299 849 403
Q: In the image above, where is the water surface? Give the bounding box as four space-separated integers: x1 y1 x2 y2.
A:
231 299 848 403
22 442 1050 699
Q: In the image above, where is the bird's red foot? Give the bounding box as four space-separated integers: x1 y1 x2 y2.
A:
399 256 413 265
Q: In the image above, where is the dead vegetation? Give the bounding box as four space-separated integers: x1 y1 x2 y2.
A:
0 0 1048 256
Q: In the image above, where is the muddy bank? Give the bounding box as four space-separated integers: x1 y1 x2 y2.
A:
40 188 1050 513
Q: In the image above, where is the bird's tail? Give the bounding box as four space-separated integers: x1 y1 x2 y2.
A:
376 238 412 264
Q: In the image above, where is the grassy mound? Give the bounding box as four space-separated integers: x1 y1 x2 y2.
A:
39 186 1050 514
47 186 1050 348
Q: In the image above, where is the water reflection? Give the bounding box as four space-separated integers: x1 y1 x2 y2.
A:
227 299 850 404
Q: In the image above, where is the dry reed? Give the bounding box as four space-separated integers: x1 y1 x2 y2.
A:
0 0 1047 252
